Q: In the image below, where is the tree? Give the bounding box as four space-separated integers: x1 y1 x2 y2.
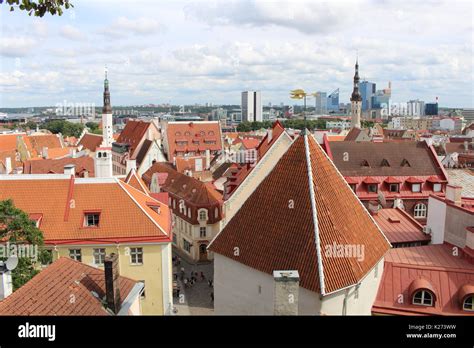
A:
44 120 84 137
2 0 73 17
0 199 51 290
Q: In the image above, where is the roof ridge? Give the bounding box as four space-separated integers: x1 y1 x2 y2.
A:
117 179 169 236
303 133 326 295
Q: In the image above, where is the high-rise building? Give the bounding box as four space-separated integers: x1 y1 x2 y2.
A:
314 91 327 114
425 102 439 116
407 99 425 117
359 81 376 111
327 89 339 112
241 91 262 122
462 108 474 123
350 59 362 129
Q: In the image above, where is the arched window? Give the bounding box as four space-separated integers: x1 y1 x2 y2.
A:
199 209 207 221
414 203 427 218
208 131 214 136
98 152 102 158
413 290 433 306
103 152 107 158
463 296 473 311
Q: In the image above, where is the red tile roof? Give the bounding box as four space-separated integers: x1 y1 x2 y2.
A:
372 208 430 245
175 156 208 174
142 162 222 207
166 121 222 157
210 133 390 295
78 133 102 152
373 244 474 316
0 257 137 315
24 134 63 157
22 157 95 177
116 120 152 156
0 176 170 244
0 133 22 152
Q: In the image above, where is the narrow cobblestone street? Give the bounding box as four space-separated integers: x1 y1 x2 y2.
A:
172 251 214 315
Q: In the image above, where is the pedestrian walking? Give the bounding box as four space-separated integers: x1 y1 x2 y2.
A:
210 292 214 302
200 271 205 281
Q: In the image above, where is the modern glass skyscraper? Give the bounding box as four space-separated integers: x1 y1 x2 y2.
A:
359 81 376 111
314 91 327 114
425 102 439 116
327 89 339 112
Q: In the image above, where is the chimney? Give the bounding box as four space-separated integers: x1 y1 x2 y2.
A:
64 164 75 177
267 129 273 143
42 147 48 159
464 141 469 152
126 159 137 174
273 270 299 315
104 253 121 314
446 184 462 206
83 170 89 178
0 263 13 300
5 157 12 174
368 200 380 215
205 149 211 170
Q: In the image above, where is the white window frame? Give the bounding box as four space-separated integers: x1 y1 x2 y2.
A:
200 226 207 238
433 183 442 192
198 209 208 221
412 183 421 193
69 249 82 262
84 213 100 227
93 248 106 266
463 296 473 311
412 290 433 306
130 247 143 265
414 203 427 218
183 239 191 253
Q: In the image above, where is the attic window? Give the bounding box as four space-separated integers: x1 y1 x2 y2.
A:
148 203 161 215
413 290 434 306
175 132 181 136
208 131 215 136
381 159 390 167
84 212 100 227
463 296 474 311
361 160 370 167
185 131 190 136
401 159 411 167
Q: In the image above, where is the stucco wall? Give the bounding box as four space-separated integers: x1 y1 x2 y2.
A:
427 196 447 244
214 253 383 315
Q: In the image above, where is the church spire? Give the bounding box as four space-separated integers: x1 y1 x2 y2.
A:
351 59 362 102
103 67 112 114
350 58 362 129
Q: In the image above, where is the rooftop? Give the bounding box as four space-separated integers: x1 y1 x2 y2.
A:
210 133 391 295
0 257 139 315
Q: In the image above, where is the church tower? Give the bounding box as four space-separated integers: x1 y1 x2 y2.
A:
350 59 362 129
94 69 114 178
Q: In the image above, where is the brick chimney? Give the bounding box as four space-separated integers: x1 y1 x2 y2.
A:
104 253 121 314
64 164 75 176
273 270 299 315
446 184 462 206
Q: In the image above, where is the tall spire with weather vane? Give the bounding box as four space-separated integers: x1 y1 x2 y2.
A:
350 56 362 129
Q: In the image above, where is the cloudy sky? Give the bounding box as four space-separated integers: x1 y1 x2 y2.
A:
0 0 472 108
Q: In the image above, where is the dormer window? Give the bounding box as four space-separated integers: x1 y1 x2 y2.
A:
349 184 357 193
361 160 370 167
401 159 411 167
412 183 421 193
381 159 390 167
433 183 442 192
463 296 473 311
389 183 399 193
368 184 378 193
84 212 100 227
413 290 434 306
199 209 208 221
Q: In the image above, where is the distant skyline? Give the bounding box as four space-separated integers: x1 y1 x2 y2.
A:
0 0 473 108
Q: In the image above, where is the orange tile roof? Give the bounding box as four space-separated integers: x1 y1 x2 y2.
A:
175 156 208 174
46 147 72 159
78 133 102 152
166 121 222 157
124 169 150 194
0 133 22 152
372 208 430 245
24 134 63 157
210 133 391 295
373 244 474 316
22 157 95 177
0 257 137 315
0 176 170 244
239 138 261 150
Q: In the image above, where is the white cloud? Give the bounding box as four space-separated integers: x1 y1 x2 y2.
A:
60 25 86 41
99 16 165 37
0 37 36 57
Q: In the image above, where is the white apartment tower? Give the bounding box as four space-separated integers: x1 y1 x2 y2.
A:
94 70 114 178
350 59 362 129
241 91 262 122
